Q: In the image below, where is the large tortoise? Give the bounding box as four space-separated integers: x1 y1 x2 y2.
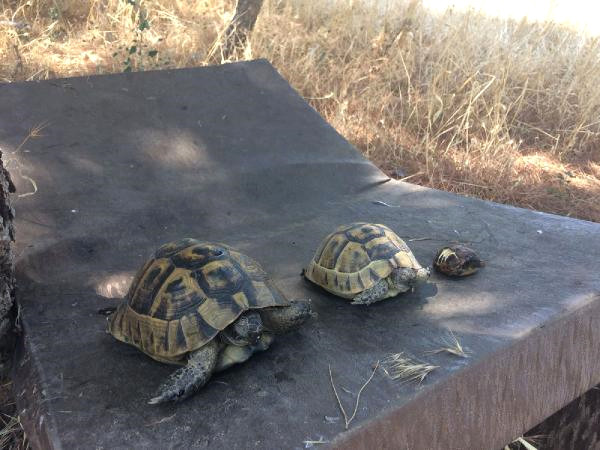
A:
304 223 430 305
108 239 311 404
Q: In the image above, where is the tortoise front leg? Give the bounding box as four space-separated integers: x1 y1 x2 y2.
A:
260 300 312 334
351 279 389 305
148 339 220 405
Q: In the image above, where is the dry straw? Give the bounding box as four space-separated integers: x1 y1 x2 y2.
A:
0 413 29 450
425 330 470 358
504 435 546 450
382 353 438 383
0 380 28 450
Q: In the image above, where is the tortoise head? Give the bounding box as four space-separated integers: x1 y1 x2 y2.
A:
414 266 431 283
392 266 430 289
222 311 264 346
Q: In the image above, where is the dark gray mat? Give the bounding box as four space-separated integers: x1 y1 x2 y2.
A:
2 60 600 449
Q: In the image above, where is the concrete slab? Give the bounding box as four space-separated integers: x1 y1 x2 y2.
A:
2 60 600 449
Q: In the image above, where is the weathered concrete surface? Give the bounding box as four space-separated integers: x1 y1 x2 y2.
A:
1 60 600 449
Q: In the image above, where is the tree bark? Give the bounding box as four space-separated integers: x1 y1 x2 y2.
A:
0 151 15 376
223 0 264 58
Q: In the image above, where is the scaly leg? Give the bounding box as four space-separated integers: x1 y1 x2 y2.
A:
148 339 219 405
260 300 312 334
351 279 389 305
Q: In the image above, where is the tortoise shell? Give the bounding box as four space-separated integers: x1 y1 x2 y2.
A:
304 223 425 299
108 239 289 363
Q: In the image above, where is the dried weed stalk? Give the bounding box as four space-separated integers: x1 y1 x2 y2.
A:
329 361 379 430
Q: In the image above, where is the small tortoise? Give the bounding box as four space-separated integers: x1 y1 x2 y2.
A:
433 244 484 277
304 223 430 305
108 239 311 404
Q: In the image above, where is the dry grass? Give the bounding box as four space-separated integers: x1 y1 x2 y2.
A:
0 379 28 450
1 0 599 220
382 353 438 383
425 330 470 358
505 435 547 450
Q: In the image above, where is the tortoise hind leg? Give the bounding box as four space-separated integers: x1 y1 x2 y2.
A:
351 279 389 305
148 339 219 405
260 300 312 334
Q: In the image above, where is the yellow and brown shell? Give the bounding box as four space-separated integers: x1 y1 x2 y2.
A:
304 223 426 299
108 239 289 363
433 244 484 277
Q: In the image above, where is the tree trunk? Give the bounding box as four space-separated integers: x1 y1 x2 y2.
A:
223 0 264 59
0 151 15 376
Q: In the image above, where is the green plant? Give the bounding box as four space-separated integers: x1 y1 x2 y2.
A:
117 0 159 72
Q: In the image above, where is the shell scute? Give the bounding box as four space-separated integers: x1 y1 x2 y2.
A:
344 223 386 244
313 232 349 269
335 241 370 273
128 258 176 315
170 242 227 270
196 259 244 295
364 235 402 261
154 238 200 259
